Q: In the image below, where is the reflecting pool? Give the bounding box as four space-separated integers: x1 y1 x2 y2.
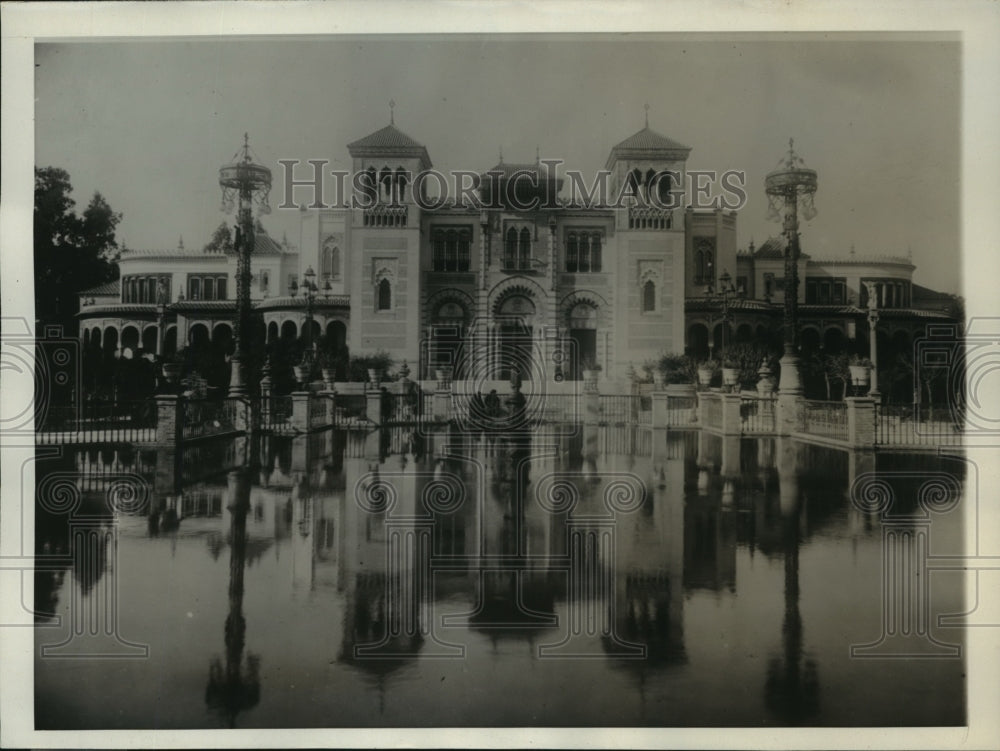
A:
34 425 967 728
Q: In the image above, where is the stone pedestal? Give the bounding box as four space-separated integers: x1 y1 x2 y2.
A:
775 393 803 436
721 393 743 436
154 395 181 446
291 391 311 432
845 397 876 448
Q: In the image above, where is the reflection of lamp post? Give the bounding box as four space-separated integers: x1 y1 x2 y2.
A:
765 139 818 396
205 469 260 728
219 134 272 398
864 281 880 399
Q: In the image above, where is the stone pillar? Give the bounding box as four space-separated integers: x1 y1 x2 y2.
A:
775 392 803 436
366 387 384 426
433 379 452 422
154 394 181 446
291 391 311 432
584 380 600 425
651 389 669 428
721 393 743 436
845 397 876 448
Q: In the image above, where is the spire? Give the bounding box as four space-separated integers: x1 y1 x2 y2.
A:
178 235 184 251
849 243 856 257
498 145 504 164
389 99 395 125
644 102 650 128
535 145 540 165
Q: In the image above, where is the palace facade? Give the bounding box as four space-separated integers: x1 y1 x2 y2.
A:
76 120 958 388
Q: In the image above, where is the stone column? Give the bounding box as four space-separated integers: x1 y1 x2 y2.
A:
721 393 743 436
291 391 311 432
775 392 803 436
154 394 181 446
651 389 669 428
845 396 876 448
433 377 452 422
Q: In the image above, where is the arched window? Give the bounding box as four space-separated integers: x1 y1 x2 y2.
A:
505 227 518 269
261 269 270 293
566 232 578 272
377 278 392 311
331 247 340 279
145 277 156 303
380 167 392 201
445 230 458 272
644 168 657 202
189 277 201 301
578 233 591 273
590 233 602 272
203 277 216 301
457 231 471 272
657 171 674 206
518 227 531 270
394 167 408 203
321 245 332 279
642 280 656 312
433 230 446 271
364 167 378 204
626 169 641 199
695 250 705 282
216 276 227 300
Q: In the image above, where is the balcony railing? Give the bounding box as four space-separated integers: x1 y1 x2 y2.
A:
801 400 848 440
363 205 408 228
628 207 674 230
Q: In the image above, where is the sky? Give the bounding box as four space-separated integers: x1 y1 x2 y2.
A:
34 35 961 292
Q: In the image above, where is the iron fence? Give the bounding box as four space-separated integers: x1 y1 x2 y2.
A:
741 395 776 434
664 395 697 427
260 395 294 432
37 400 157 444
801 399 848 441
181 397 247 440
598 395 646 425
875 403 963 447
700 393 723 430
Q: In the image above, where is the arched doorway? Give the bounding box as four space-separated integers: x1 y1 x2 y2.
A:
326 320 347 350
823 327 847 355
431 302 467 378
141 325 158 355
496 294 537 381
687 323 709 359
566 303 598 380
280 320 298 342
121 325 140 357
267 321 279 344
163 326 177 355
734 323 754 345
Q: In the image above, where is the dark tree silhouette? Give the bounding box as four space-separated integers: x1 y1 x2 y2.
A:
34 166 122 334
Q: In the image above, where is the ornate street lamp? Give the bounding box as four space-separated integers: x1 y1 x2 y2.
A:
219 134 272 398
864 280 881 399
765 139 818 396
289 267 330 387
706 269 741 360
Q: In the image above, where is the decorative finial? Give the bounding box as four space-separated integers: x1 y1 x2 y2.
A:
849 243 855 256
389 99 395 125
499 145 504 164
535 145 540 164
243 132 250 162
178 235 184 251
644 102 650 128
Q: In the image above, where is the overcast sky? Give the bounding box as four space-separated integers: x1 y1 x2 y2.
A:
35 35 961 292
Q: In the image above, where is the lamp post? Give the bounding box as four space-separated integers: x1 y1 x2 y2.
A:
155 276 168 357
289 267 330 385
219 134 272 398
765 139 818 397
864 280 880 399
706 269 740 360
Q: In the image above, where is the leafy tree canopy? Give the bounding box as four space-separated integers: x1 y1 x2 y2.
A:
34 166 121 332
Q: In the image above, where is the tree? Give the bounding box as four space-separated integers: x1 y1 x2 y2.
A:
34 167 121 333
203 222 234 254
